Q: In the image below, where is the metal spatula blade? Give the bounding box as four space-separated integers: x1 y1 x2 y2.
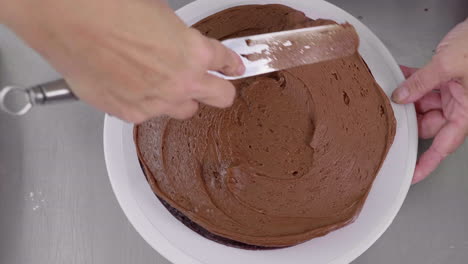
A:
210 23 359 80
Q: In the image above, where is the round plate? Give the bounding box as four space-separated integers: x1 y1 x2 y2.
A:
103 0 417 263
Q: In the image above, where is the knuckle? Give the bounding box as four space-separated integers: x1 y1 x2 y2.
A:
408 73 427 93
433 55 454 79
186 30 213 66
198 46 215 67
435 42 448 54
161 80 191 101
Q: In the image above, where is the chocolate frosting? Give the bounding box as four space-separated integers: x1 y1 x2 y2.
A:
135 4 396 247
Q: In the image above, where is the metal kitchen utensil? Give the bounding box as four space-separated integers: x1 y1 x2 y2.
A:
0 24 358 116
0 79 76 116
210 23 358 79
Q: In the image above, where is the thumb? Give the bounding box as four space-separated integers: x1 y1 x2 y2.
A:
392 58 451 104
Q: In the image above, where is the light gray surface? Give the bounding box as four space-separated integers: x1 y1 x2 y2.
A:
0 0 467 263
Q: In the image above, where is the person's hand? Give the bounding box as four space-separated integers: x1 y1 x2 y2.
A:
0 0 244 122
392 19 468 184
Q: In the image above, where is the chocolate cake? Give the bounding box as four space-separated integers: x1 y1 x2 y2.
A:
134 4 396 249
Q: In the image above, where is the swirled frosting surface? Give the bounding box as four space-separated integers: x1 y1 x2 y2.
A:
135 4 396 247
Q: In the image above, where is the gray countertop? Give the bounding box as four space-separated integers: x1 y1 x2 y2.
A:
1 0 467 263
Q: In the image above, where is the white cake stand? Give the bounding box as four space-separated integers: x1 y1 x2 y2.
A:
103 0 418 263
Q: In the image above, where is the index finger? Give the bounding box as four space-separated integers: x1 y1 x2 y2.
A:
205 38 245 76
393 59 451 104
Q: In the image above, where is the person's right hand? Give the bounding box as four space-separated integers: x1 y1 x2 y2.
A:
0 0 244 123
392 19 468 184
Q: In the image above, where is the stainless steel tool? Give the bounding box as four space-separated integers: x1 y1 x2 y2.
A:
0 24 358 116
0 79 76 115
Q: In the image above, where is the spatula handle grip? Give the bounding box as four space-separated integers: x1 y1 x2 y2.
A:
0 79 76 116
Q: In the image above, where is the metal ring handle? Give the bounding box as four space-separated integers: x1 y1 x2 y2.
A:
0 80 77 116
0 85 33 116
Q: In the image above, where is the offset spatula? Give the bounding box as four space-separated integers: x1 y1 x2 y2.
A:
0 23 358 116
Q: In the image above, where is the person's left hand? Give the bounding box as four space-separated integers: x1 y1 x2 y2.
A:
398 65 468 183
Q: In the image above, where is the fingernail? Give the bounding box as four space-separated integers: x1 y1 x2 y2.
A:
392 87 409 102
